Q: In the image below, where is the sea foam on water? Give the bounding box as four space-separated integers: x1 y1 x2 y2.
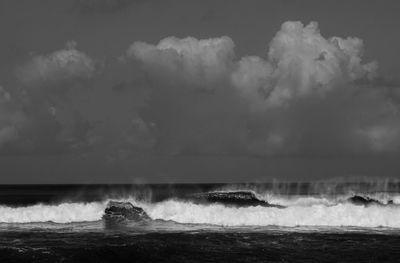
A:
1 191 400 228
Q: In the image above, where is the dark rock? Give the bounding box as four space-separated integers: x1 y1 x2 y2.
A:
103 201 150 223
191 191 285 208
347 195 384 206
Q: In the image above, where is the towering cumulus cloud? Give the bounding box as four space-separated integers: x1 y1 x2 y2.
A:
128 36 235 85
125 21 400 155
233 21 377 108
126 36 246 154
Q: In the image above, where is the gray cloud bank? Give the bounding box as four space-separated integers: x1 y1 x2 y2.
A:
2 21 400 158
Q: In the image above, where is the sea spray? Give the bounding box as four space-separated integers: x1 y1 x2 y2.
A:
142 200 400 227
0 202 106 223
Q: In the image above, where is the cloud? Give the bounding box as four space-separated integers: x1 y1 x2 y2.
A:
232 21 378 108
3 21 398 157
231 56 274 111
125 36 246 154
2 42 98 154
358 125 400 152
17 41 95 90
127 36 235 87
0 85 27 149
124 21 400 156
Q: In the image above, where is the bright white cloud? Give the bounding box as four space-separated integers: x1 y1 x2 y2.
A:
233 21 378 107
127 36 235 86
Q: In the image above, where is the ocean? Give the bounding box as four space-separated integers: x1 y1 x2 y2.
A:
1 181 400 262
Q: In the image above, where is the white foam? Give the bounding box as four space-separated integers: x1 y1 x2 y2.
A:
0 202 106 223
3 195 400 228
142 200 400 228
259 195 338 207
255 191 400 207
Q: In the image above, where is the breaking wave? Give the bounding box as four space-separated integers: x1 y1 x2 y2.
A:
2 191 400 227
0 202 106 223
143 200 400 228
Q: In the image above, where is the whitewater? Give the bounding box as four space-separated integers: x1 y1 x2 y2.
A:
2 193 400 228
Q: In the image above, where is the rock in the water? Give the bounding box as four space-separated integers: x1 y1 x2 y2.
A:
347 195 384 206
191 191 285 208
103 201 150 223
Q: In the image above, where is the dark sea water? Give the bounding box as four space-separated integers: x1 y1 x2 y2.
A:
1 182 400 262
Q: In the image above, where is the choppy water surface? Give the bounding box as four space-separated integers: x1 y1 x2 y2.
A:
1 181 400 262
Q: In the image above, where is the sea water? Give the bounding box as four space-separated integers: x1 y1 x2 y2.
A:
1 181 400 262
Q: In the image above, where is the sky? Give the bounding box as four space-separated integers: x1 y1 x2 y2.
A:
0 0 400 183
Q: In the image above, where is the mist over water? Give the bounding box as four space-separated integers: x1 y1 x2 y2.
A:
1 178 400 228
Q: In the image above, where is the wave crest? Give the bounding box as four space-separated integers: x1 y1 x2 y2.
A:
2 193 400 228
143 200 400 227
0 202 106 223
